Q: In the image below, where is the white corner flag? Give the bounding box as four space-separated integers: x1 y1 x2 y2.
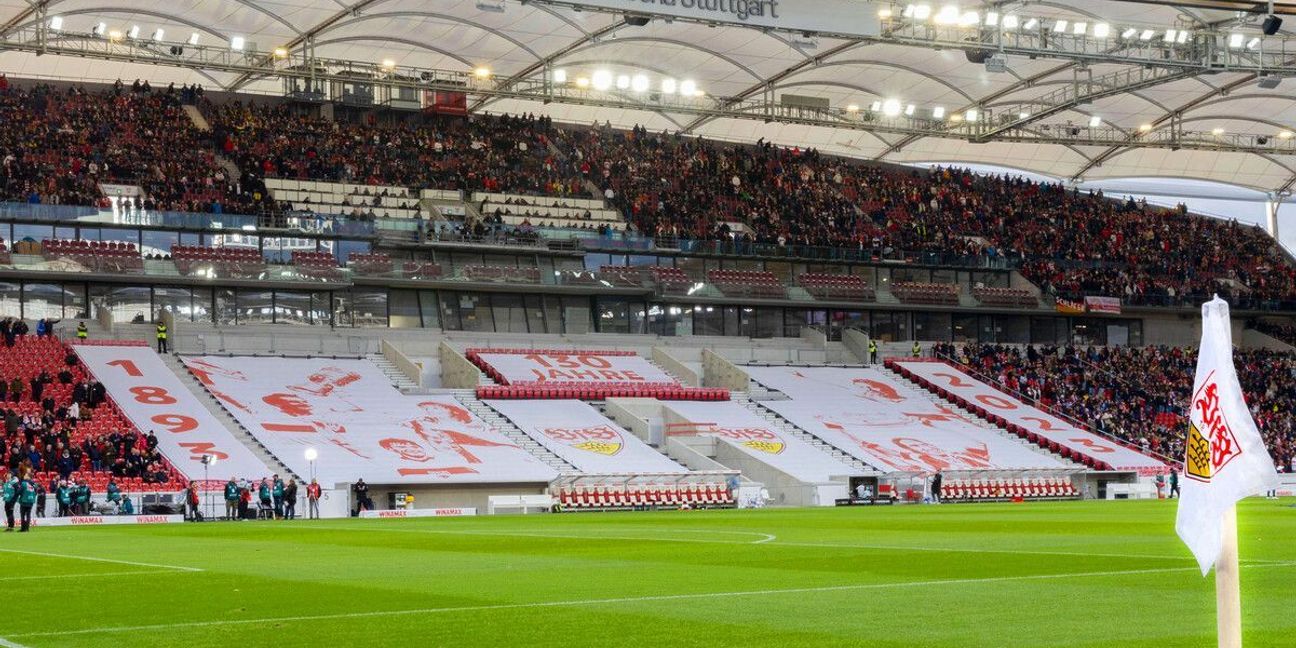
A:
1176 296 1279 576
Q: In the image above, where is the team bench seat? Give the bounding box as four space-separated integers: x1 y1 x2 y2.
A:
477 384 729 401
942 477 1079 502
555 484 735 510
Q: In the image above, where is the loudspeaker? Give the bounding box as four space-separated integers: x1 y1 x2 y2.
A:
1263 15 1283 36
964 50 990 64
625 15 651 27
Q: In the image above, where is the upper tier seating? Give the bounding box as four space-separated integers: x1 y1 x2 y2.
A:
797 273 876 301
474 192 623 229
598 266 651 287
973 287 1039 308
708 270 787 298
650 267 693 294
290 251 342 279
42 239 143 272
346 253 444 280
265 179 421 219
171 245 264 276
890 282 960 305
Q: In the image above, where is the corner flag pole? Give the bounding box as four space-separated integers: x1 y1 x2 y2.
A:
1216 506 1242 648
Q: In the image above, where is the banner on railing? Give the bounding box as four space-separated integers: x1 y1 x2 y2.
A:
1085 296 1122 314
1055 298 1086 314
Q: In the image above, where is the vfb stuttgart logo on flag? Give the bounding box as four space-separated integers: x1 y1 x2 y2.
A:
544 426 624 456
1186 372 1242 482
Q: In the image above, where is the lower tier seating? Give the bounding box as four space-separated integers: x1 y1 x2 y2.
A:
891 282 960 305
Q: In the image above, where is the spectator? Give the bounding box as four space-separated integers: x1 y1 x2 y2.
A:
224 477 239 520
353 478 372 514
283 479 298 520
307 478 321 519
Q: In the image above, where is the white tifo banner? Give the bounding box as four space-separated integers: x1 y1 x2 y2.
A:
746 366 1068 472
486 399 683 473
891 360 1165 473
182 356 557 486
665 401 858 482
75 345 273 481
476 352 677 385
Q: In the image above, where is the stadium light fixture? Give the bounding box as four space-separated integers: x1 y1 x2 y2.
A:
914 4 932 20
1280 130 1294 139
305 448 318 462
934 5 959 24
92 22 107 37
905 103 916 116
107 29 123 42
128 25 140 39
949 113 963 123
553 68 568 84
1089 115 1102 127
870 100 882 112
1177 30 1189 44
614 74 629 90
1212 127 1225 135
984 12 998 27
1248 37 1262 50
1093 23 1110 38
1052 20 1067 33
1018 111 1030 119
575 76 590 88
1001 15 1018 30
1229 33 1244 48
1072 22 1087 35
152 28 165 42
958 11 980 27
631 74 649 92
680 79 697 96
964 108 978 122
274 47 289 59
590 70 611 91
661 78 677 94
1140 29 1155 41
1139 123 1153 132
189 32 200 46
878 8 893 19
48 16 62 30
1164 29 1176 42
932 106 945 119
901 4 914 18
1121 27 1137 39
381 58 396 70
475 66 492 79
846 103 859 113
230 36 245 50
1023 18 1038 30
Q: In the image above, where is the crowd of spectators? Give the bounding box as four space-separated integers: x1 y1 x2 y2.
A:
3 78 1296 306
1248 318 1296 347
207 103 584 200
935 342 1296 472
0 82 270 215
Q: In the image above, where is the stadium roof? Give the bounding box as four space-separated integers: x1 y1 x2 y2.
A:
5 0 1296 194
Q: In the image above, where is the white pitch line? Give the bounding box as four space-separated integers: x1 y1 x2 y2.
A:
0 548 204 572
0 570 177 583
289 524 1241 564
11 564 1275 640
0 636 29 647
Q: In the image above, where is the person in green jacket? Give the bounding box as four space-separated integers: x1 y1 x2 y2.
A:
258 479 272 518
106 479 121 504
224 478 239 520
3 475 16 531
120 496 134 515
17 476 36 531
55 480 71 517
272 475 285 519
75 482 90 516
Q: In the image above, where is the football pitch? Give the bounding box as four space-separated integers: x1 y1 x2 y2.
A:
1 499 1293 647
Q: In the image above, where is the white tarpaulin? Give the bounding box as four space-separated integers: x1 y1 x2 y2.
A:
75 345 272 482
665 401 859 481
475 351 677 385
182 356 557 485
746 366 1068 473
1176 298 1280 574
486 399 684 473
892 360 1166 473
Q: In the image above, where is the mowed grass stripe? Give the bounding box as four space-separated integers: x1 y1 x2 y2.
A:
0 499 1292 647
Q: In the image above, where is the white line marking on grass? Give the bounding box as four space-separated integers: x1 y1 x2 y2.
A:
0 548 204 572
0 636 30 647
0 570 178 582
16 564 1290 640
289 524 1245 564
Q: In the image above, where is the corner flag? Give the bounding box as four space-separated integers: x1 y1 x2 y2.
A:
1175 296 1279 576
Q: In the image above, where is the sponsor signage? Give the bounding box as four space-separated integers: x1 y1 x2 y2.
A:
359 508 477 519
542 0 881 36
32 514 185 527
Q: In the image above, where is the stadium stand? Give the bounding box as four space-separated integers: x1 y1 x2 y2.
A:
708 270 787 298
265 178 421 219
468 348 728 401
171 245 264 276
462 266 542 284
797 273 877 301
42 239 143 273
890 282 961 305
972 287 1039 308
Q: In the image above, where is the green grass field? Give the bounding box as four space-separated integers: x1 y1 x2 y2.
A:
0 499 1292 647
